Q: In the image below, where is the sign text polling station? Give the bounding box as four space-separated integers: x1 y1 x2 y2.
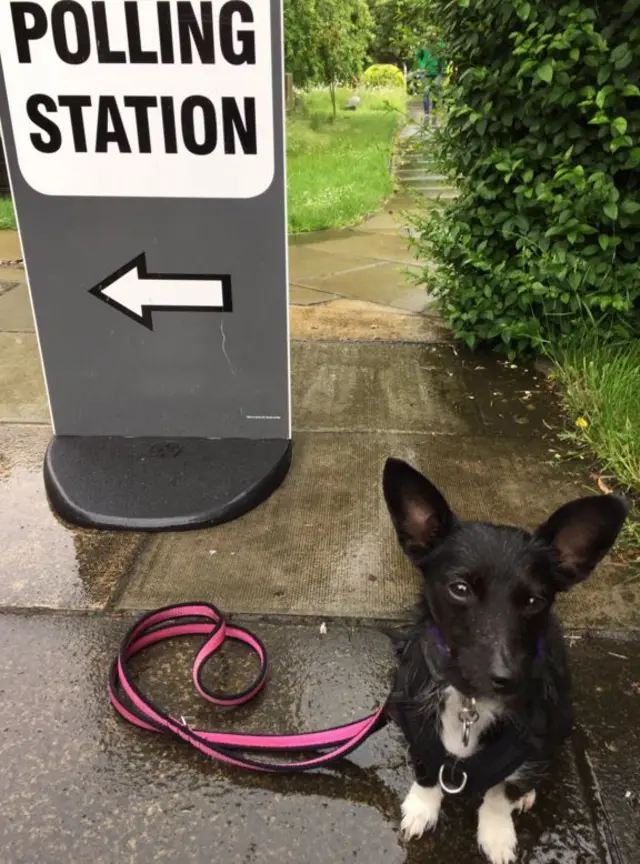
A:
0 1 274 197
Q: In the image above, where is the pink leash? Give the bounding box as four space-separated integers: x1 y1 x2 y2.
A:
109 603 388 772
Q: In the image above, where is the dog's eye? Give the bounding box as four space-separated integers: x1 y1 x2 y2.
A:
525 595 546 613
448 581 472 601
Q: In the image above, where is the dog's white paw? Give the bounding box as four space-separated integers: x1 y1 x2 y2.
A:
477 803 517 864
513 789 536 814
400 782 443 840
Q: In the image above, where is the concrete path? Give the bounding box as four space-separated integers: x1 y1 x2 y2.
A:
288 207 436 320
394 102 457 199
1 215 639 863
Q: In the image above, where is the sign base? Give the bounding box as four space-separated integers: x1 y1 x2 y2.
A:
44 436 292 531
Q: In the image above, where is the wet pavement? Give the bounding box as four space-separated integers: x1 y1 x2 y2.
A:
0 424 143 609
2 339 638 626
0 282 33 330
0 332 48 422
288 199 436 321
1 208 640 862
0 613 638 864
0 228 22 262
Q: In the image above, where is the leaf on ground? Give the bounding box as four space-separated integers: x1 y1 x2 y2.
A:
590 473 615 494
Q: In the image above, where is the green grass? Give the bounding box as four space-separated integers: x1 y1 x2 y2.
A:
1 88 406 234
286 87 406 233
548 332 640 566
0 197 16 230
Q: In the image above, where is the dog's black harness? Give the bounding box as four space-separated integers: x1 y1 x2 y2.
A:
396 625 549 798
417 701 548 797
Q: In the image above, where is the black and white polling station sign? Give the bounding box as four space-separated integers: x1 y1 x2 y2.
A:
0 0 291 530
1 0 274 197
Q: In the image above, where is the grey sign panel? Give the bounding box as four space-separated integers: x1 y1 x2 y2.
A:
0 0 291 529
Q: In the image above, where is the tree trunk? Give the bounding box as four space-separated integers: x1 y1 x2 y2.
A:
329 81 337 118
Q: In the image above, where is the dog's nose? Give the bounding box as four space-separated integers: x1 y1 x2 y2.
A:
490 673 518 693
490 646 519 694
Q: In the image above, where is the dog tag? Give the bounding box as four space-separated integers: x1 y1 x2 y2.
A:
459 697 479 747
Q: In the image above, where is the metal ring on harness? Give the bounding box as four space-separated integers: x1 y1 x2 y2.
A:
438 762 468 794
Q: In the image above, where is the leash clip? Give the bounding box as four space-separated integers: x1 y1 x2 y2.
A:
459 697 479 748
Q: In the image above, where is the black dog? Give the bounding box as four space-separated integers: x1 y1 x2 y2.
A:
382 457 628 864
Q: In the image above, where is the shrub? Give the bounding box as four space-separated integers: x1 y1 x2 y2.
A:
411 0 640 358
362 63 405 89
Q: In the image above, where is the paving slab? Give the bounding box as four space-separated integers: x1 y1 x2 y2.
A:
306 233 418 266
289 300 450 342
0 229 22 261
0 337 635 626
570 637 640 863
289 226 360 246
0 282 35 331
289 284 339 306
385 195 423 213
0 424 145 609
291 342 562 442
117 430 417 617
115 429 639 628
288 246 380 282
388 288 435 313
0 332 48 422
0 611 630 864
291 342 483 434
0 267 25 283
356 212 409 235
0 279 21 302
297 261 416 308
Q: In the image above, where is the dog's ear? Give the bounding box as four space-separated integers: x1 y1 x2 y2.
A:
382 458 455 561
534 494 629 589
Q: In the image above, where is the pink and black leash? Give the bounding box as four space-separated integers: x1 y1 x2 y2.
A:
109 602 389 772
109 602 546 791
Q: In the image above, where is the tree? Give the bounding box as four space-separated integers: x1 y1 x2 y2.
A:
368 0 438 68
316 0 375 115
284 0 374 114
283 0 321 87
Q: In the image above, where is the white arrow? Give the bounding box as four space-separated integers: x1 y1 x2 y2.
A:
89 253 232 330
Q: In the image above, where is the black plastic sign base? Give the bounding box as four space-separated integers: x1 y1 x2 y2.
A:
44 436 292 531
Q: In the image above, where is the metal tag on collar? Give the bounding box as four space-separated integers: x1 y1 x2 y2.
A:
458 696 479 748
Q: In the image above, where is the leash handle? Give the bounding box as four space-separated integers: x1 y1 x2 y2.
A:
109 603 387 773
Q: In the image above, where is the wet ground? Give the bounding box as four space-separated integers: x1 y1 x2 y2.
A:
1 217 640 861
0 614 638 864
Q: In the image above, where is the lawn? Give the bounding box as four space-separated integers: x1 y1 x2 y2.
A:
286 87 406 233
0 87 406 235
549 333 640 565
0 197 15 231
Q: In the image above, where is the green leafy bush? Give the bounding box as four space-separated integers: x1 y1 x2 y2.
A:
411 0 640 357
362 63 405 89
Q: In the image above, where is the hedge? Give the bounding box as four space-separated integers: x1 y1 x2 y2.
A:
411 0 640 357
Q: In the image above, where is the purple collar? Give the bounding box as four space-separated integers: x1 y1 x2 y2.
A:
428 624 545 661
